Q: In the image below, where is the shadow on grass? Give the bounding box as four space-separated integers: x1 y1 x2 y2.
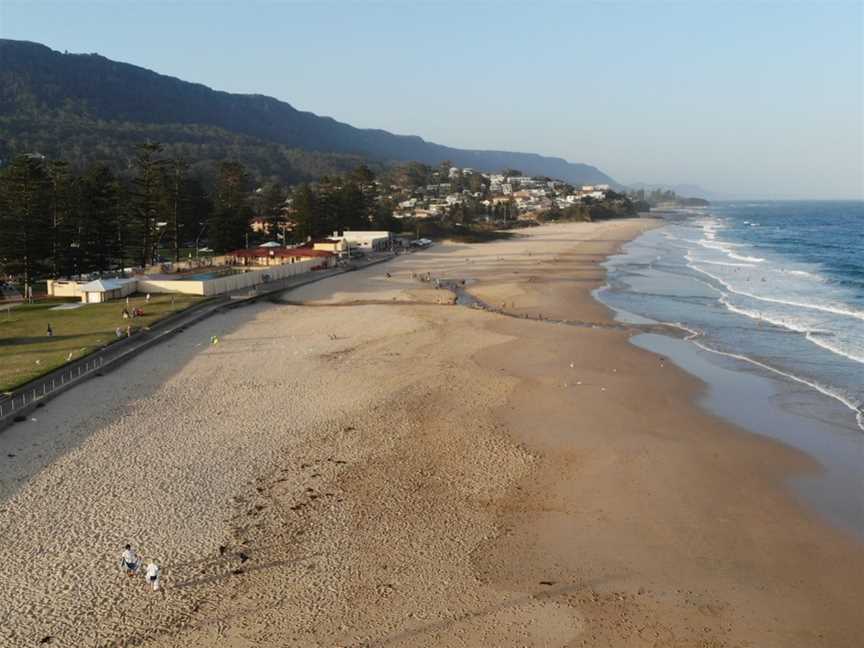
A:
0 334 86 347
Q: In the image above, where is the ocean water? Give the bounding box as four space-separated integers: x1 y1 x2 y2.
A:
596 202 864 533
599 201 864 433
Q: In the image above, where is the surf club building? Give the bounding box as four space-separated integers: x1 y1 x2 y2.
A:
223 247 336 269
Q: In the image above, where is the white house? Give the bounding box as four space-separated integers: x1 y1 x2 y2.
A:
581 190 606 200
79 278 138 304
336 230 394 252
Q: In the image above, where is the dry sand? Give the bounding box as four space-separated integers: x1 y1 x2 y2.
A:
1 219 863 647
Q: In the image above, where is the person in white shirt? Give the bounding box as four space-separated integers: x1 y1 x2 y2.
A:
145 561 161 591
121 544 139 576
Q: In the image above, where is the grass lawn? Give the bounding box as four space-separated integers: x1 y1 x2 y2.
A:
0 293 203 392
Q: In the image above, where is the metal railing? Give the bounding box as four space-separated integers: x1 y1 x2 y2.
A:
0 356 105 423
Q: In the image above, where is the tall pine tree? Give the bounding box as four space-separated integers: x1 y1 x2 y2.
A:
130 142 167 266
46 159 75 277
167 157 189 262
76 164 123 273
210 161 250 252
0 156 52 295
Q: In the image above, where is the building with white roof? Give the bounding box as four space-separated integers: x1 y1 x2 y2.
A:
79 278 138 304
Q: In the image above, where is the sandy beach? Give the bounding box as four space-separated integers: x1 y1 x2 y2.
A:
2 218 863 647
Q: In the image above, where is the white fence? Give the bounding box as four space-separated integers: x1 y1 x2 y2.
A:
138 260 316 296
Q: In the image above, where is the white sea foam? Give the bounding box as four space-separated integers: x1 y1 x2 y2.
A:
663 322 864 433
727 251 766 263
698 239 764 260
685 252 756 269
784 269 823 281
697 239 766 262
806 332 864 365
719 297 827 334
718 295 864 362
665 233 751 249
689 264 864 323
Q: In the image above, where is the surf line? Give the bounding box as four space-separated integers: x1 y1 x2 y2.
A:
690 264 864 322
666 321 864 434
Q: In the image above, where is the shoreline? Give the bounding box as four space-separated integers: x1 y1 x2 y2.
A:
597 213 864 536
1 219 862 647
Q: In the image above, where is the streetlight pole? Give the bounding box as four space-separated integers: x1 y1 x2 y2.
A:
153 222 168 265
195 222 208 261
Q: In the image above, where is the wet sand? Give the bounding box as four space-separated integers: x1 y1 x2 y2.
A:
1 219 862 647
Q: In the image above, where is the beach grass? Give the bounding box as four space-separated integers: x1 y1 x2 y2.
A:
0 293 203 392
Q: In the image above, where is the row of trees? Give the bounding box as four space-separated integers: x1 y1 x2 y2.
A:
539 191 639 223
0 143 406 288
289 165 398 241
626 188 707 208
0 144 275 286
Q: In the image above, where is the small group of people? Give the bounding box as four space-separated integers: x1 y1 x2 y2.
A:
120 544 161 592
121 307 145 320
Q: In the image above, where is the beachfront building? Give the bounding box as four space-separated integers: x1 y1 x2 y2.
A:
225 247 336 268
335 230 394 252
312 238 347 254
46 279 85 299
79 278 138 304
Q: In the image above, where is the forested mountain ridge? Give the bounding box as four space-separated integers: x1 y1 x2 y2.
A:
0 39 616 186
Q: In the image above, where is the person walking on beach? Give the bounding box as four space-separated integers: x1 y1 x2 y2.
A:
121 544 140 577
144 561 161 592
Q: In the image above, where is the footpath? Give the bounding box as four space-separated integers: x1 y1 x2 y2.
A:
0 254 395 431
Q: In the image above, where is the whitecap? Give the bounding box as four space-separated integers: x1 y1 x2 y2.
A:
663 321 864 432
690 265 864 323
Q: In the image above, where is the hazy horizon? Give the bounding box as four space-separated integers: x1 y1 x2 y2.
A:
1 0 862 199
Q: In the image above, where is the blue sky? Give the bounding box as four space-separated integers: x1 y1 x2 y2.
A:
1 1 862 198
